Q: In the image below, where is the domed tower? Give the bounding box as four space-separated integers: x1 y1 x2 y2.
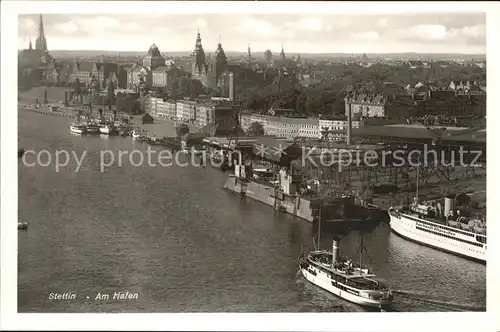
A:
192 30 207 76
143 43 165 69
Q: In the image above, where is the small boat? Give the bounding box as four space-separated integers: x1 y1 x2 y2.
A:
18 222 28 230
70 122 87 134
132 128 141 139
99 123 116 135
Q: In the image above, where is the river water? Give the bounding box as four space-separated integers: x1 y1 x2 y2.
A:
18 110 486 312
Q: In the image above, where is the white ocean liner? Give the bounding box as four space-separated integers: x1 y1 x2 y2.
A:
388 165 486 263
388 198 486 263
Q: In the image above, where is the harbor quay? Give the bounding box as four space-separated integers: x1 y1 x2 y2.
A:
18 102 486 224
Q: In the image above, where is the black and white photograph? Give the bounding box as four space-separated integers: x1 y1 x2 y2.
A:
2 1 499 331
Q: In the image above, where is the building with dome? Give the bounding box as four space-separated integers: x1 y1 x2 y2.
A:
127 43 165 91
143 43 166 69
18 15 55 85
127 43 184 93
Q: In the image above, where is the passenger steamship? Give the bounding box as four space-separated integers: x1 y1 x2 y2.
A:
299 237 393 309
388 195 486 263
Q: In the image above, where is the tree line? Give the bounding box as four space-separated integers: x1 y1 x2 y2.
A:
235 62 486 117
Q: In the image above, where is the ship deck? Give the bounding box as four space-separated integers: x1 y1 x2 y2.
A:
396 208 448 226
393 207 487 237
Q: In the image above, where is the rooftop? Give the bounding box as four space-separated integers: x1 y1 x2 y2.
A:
353 124 486 143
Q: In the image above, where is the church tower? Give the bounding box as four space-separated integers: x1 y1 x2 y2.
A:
280 45 286 61
35 14 48 52
192 30 207 76
214 41 228 83
247 44 252 61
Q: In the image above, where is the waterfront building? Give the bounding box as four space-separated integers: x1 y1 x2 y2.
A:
344 92 415 119
319 118 360 142
264 116 318 139
176 100 198 122
152 66 174 89
127 64 152 91
240 112 267 132
195 100 240 134
69 61 94 85
154 99 177 120
196 102 213 127
91 62 120 90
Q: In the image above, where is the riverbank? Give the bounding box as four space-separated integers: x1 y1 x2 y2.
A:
18 103 486 210
18 103 203 139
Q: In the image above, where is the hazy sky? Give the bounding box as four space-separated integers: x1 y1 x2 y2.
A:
18 13 486 54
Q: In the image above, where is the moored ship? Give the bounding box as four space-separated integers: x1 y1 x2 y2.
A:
99 122 117 135
388 195 486 263
132 128 141 139
85 120 100 134
224 162 373 223
70 122 87 134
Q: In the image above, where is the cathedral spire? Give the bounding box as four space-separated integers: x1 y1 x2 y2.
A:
35 14 48 52
193 30 206 75
280 45 285 60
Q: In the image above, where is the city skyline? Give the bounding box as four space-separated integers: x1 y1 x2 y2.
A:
18 13 486 54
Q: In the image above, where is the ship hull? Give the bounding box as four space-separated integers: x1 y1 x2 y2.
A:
389 209 486 263
224 177 375 224
99 126 115 134
300 268 392 309
70 126 86 134
86 127 99 134
224 177 316 222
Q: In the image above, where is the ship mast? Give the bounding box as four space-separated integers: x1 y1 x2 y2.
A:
317 203 321 250
416 163 420 201
359 232 363 275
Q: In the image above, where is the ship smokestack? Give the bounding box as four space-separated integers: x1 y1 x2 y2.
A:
444 195 456 218
332 238 340 264
346 103 352 146
229 71 234 101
